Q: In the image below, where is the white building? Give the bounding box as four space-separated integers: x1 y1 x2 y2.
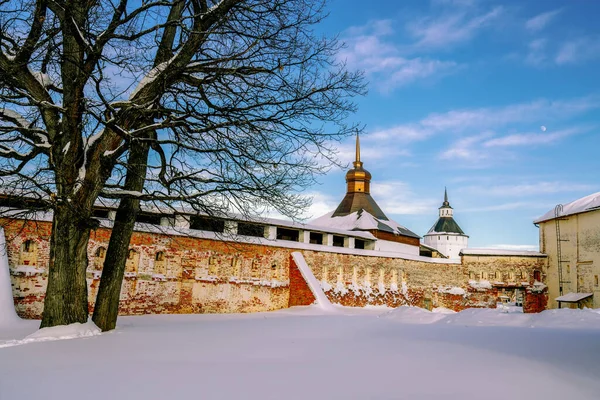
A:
423 189 468 260
534 191 600 308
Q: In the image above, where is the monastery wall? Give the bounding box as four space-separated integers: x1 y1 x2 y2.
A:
3 218 547 319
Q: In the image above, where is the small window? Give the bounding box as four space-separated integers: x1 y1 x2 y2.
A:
237 222 265 238
92 209 110 219
595 275 599 287
128 249 137 259
469 271 475 279
438 236 440 240
309 232 323 245
332 235 345 247
355 239 365 249
23 239 34 253
136 212 162 225
95 247 106 258
533 270 541 281
190 216 225 233
447 236 449 240
276 227 299 242
155 251 165 262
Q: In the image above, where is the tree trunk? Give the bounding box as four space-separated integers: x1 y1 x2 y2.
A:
92 141 150 331
40 204 91 328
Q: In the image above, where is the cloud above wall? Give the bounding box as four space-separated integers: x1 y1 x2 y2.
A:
338 20 459 92
407 6 504 50
372 181 439 215
371 96 600 142
525 9 562 32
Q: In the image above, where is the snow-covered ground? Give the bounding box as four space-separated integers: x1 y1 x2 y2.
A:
1 305 600 400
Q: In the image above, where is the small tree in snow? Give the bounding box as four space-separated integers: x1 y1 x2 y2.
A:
0 0 365 328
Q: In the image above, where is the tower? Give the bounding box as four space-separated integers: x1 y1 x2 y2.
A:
331 134 387 219
423 188 468 259
312 133 420 254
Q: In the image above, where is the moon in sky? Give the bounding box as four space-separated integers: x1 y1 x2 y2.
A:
540 125 547 132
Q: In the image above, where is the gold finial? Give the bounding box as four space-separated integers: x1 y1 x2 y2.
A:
355 131 361 163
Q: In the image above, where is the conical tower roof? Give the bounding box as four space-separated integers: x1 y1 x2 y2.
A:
426 188 466 235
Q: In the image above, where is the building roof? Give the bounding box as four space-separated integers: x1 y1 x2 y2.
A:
311 209 420 239
426 217 466 235
460 248 546 257
534 191 600 223
555 292 593 303
331 191 388 220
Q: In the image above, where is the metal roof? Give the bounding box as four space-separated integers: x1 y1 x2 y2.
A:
555 292 593 303
426 217 466 235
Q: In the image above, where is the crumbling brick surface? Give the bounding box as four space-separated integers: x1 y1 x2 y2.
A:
523 288 548 313
3 217 548 318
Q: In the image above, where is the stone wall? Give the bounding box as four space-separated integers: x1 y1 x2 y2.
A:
3 217 548 319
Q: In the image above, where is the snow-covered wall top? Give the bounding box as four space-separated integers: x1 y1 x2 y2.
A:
460 248 546 257
534 191 600 223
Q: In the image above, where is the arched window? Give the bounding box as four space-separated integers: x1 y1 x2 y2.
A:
155 251 164 262
533 270 542 281
469 271 475 280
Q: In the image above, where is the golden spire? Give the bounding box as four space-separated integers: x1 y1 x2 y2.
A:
353 132 363 169
356 132 361 163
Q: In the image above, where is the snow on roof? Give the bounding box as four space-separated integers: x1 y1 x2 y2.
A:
311 210 420 238
555 292 593 303
534 191 600 223
460 248 546 257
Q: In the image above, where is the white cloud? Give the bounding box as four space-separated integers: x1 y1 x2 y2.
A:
407 6 503 49
555 36 600 65
525 38 547 66
338 20 460 91
371 96 600 143
465 201 553 212
483 127 583 147
372 181 439 215
302 192 342 220
336 141 411 165
439 132 494 160
525 9 562 32
461 181 595 197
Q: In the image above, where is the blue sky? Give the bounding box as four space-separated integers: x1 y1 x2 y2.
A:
303 0 600 250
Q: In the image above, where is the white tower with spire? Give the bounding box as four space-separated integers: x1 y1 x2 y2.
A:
423 188 468 260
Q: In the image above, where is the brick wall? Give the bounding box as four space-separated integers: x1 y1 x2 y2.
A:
3 217 548 319
523 287 549 313
287 255 316 307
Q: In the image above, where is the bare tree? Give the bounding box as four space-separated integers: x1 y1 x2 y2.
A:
0 0 365 328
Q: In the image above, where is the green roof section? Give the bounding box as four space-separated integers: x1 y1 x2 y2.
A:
427 217 466 235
